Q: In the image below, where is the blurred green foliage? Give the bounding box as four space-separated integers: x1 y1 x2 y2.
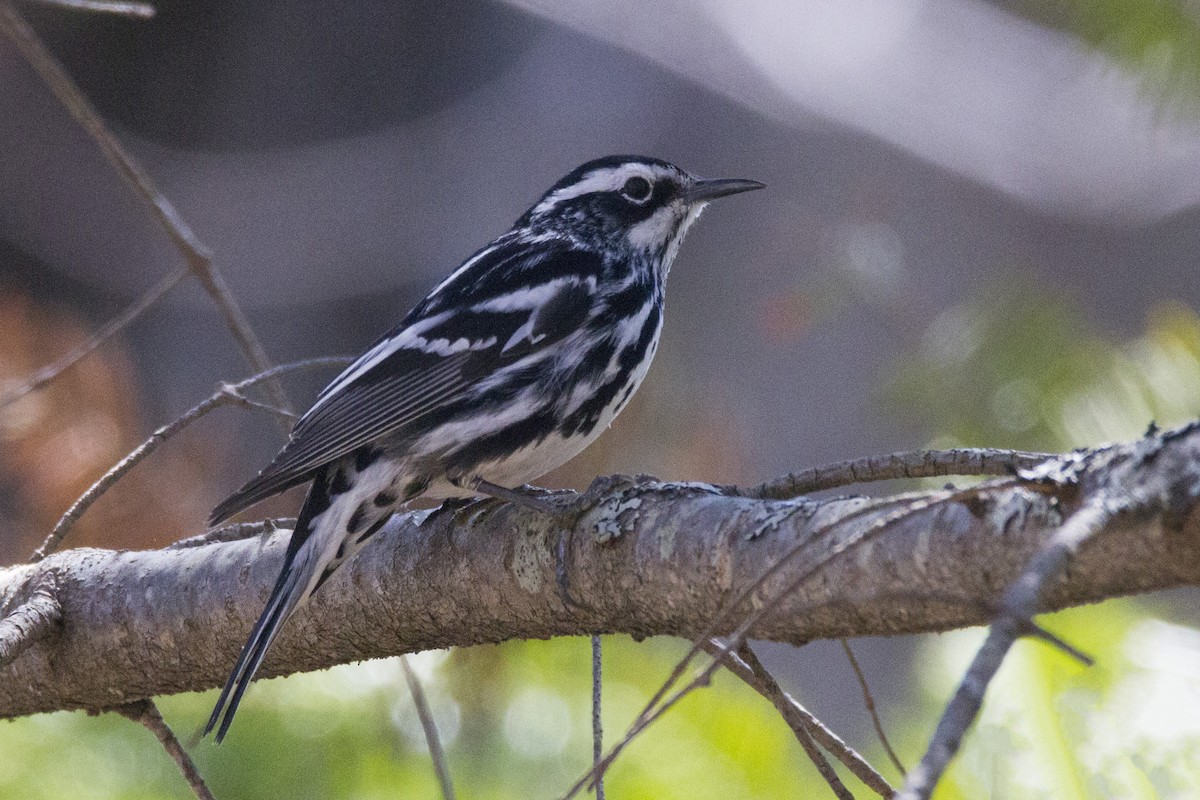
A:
0 637 893 799
887 278 1200 451
1025 0 1200 105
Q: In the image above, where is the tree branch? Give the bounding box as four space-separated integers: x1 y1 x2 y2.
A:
841 638 906 776
745 448 1053 499
0 575 60 668
896 495 1135 799
116 700 215 800
400 656 456 800
17 0 154 17
705 640 885 798
0 427 1197 720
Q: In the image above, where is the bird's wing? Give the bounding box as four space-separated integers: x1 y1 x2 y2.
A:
209 241 601 524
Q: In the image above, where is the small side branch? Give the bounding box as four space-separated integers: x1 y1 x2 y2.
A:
591 635 605 800
167 519 296 550
897 496 1131 800
708 641 892 798
400 656 456 800
0 576 61 668
841 639 906 775
747 448 1052 499
116 700 215 800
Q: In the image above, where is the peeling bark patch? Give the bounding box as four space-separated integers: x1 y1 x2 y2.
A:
746 502 809 540
591 494 643 544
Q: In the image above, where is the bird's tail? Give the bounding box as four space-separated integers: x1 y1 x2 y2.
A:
204 469 332 743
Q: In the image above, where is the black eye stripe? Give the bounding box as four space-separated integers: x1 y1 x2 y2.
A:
620 176 652 202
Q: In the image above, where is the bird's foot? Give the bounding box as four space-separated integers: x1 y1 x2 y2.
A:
468 477 576 516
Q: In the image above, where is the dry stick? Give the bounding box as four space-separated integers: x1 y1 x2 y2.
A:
220 387 299 422
896 496 1131 800
116 700 216 800
702 640 871 800
0 267 187 411
611 487 971 745
1024 623 1094 667
841 639 906 775
562 480 1030 799
559 493 940 799
167 518 296 550
591 635 605 800
0 575 61 668
400 656 457 800
730 643 893 797
31 356 351 562
625 491 940 737
18 0 154 16
747 448 1053 499
0 3 291 421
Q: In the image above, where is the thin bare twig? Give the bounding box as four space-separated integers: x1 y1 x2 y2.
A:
841 639 906 775
221 387 300 422
1024 622 1094 667
31 356 351 561
167 519 296 550
605 491 935 749
562 480 1030 799
0 1 290 420
897 496 1134 800
702 641 872 799
116 700 215 800
746 448 1052 499
591 635 604 800
0 575 61 668
0 267 187 411
400 656 456 800
732 643 894 797
17 0 154 17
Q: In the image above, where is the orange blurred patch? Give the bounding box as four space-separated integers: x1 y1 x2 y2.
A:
758 290 813 346
0 289 220 564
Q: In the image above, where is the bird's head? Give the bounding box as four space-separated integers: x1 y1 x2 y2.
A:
518 155 763 270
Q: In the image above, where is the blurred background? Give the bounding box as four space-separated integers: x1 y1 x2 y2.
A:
1 0 1199 797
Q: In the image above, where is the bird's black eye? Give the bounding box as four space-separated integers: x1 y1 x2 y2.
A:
620 176 653 203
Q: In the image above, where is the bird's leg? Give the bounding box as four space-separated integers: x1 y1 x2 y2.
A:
467 476 561 515
421 496 475 528
465 476 592 610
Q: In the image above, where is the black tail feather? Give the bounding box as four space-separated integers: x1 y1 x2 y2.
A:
209 469 314 527
204 569 297 742
204 468 330 742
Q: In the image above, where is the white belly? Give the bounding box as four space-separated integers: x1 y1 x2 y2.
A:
423 332 659 498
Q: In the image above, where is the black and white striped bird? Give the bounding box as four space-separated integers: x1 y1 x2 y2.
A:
203 155 763 741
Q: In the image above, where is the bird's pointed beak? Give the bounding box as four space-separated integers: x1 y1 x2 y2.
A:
681 177 766 204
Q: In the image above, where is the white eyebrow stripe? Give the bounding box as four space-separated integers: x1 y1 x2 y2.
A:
531 163 675 216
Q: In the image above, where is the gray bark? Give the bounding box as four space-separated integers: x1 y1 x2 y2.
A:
1 428 1198 720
